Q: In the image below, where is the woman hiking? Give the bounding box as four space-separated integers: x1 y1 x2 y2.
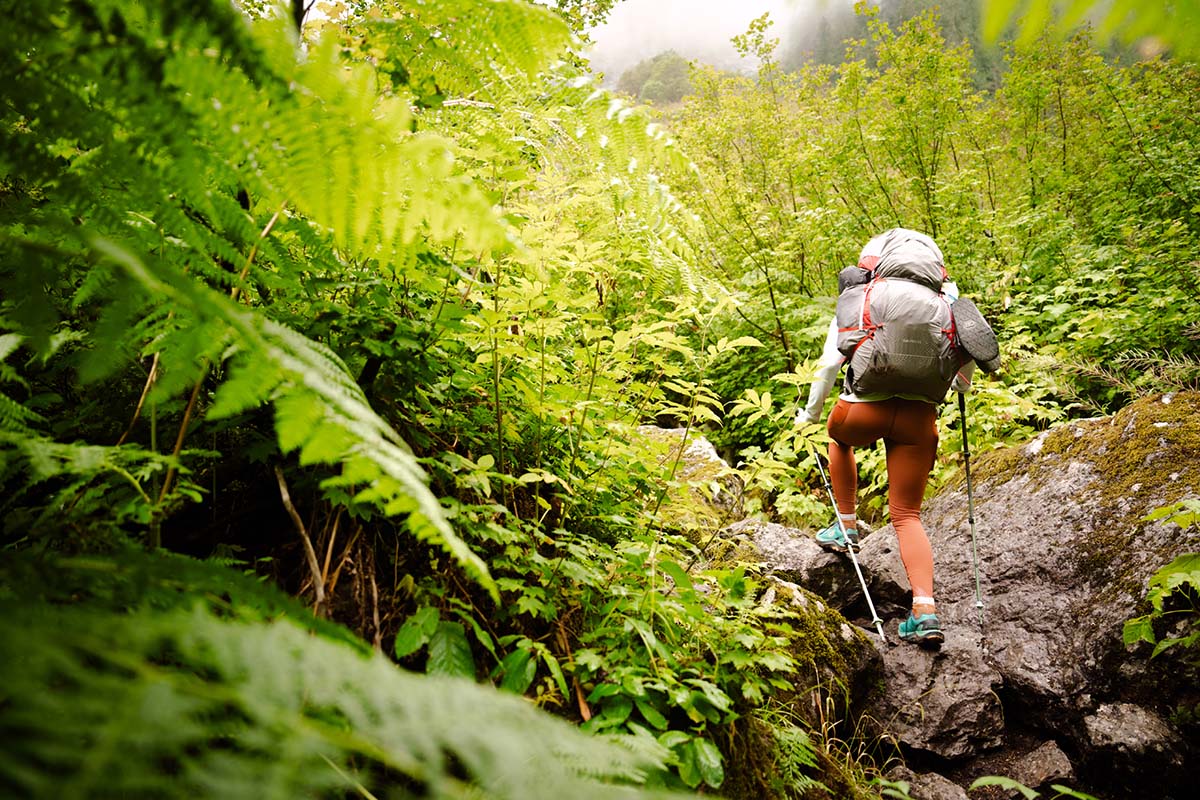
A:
796 229 993 647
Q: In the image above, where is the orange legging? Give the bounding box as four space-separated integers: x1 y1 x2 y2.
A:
826 397 938 601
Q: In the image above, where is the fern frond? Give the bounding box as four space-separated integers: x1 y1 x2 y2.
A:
0 431 212 543
0 553 684 800
351 0 572 102
92 235 494 597
0 393 41 435
0 333 44 434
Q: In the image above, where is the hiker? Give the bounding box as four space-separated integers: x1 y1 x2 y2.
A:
796 229 994 646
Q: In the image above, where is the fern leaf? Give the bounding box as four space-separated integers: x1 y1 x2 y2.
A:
0 552 685 800
91 234 495 598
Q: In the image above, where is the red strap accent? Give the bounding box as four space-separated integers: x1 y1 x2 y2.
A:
861 280 878 330
847 281 879 357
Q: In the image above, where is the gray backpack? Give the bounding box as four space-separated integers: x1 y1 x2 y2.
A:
835 231 963 403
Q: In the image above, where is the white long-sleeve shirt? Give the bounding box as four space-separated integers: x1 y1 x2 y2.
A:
798 282 977 425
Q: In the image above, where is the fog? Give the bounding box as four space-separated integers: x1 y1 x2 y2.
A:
583 0 838 84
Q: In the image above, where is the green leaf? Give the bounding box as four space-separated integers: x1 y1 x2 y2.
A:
1122 616 1155 647
658 560 692 593
599 695 633 725
394 606 440 659
969 776 1039 799
499 648 536 694
657 730 691 750
1048 785 1101 800
676 738 702 789
427 621 475 679
877 777 913 799
634 698 669 730
690 737 724 788
539 649 569 699
1150 637 1187 659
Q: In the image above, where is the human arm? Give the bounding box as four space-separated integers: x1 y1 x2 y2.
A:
796 317 844 426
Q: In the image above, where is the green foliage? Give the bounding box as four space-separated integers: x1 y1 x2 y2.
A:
668 2 1199 527
0 432 208 546
8 1 1198 797
617 51 694 104
0 551 685 800
983 0 1200 59
1123 552 1200 659
0 0 543 588
550 0 623 34
0 333 43 433
572 538 797 791
0 1 787 792
969 776 1100 800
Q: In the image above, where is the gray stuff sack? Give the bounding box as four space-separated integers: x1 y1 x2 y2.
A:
836 278 962 403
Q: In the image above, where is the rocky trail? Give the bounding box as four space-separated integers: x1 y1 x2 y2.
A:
680 392 1200 799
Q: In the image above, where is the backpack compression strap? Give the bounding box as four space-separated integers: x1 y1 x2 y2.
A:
837 280 880 357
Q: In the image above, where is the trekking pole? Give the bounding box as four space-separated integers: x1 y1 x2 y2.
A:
958 391 985 633
813 450 887 643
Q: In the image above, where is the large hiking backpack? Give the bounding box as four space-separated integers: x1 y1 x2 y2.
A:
835 230 963 403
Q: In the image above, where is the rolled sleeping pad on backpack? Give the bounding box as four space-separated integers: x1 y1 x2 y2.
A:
838 265 872 294
951 297 1001 373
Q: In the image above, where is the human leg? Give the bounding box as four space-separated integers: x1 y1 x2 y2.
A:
823 400 891 539
882 400 943 642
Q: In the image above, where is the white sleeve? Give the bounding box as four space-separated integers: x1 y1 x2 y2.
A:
952 359 977 393
942 282 976 393
799 317 844 424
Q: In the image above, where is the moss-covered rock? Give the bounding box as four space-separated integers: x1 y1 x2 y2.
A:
861 391 1200 798
756 577 883 721
633 426 744 544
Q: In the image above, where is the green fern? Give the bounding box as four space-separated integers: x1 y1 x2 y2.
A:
0 333 43 433
0 431 211 543
339 0 573 104
92 235 494 594
0 551 685 800
0 0 536 591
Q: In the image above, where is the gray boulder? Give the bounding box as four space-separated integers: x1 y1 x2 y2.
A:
886 766 970 800
1012 739 1076 790
747 392 1200 798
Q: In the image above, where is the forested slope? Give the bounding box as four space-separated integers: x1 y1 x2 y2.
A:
1 2 1197 799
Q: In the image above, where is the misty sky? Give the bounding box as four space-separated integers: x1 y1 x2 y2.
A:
584 0 829 84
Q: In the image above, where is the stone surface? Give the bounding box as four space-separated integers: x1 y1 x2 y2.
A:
1080 703 1187 789
727 519 865 605
741 392 1200 798
870 626 1005 760
635 425 745 535
1011 740 1075 790
888 766 970 800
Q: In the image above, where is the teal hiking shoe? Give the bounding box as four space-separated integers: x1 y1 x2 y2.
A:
898 612 945 647
815 521 858 552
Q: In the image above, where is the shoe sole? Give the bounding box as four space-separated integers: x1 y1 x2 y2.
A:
816 538 858 553
900 630 945 649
